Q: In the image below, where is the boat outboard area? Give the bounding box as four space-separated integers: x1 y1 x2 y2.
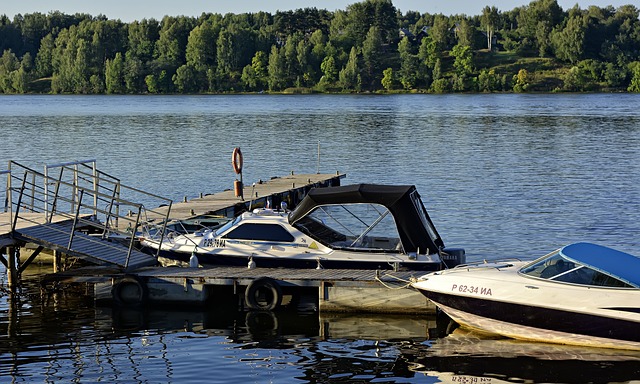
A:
138 184 466 271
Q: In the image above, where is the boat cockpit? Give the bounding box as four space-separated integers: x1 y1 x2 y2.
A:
519 250 636 288
292 203 403 252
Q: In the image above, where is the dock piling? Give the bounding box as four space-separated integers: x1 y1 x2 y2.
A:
6 246 17 291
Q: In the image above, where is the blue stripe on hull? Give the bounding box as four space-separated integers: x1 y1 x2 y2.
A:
420 290 640 343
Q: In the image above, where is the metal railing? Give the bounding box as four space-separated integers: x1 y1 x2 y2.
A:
7 160 172 268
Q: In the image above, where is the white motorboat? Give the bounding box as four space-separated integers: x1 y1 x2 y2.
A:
411 242 640 350
139 184 465 271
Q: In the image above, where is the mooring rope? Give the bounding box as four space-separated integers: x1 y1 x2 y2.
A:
374 271 415 290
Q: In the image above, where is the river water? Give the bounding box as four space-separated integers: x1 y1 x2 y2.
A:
1 94 640 383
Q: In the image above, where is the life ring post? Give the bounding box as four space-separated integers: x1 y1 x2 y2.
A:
234 179 243 200
232 147 244 200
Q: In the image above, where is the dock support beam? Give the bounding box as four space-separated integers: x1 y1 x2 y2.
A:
6 246 17 291
53 250 61 273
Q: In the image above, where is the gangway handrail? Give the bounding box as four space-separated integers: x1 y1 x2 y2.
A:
1 169 10 215
6 161 41 215
10 163 172 270
45 159 98 219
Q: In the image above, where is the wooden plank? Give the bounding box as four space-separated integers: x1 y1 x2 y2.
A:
145 173 345 221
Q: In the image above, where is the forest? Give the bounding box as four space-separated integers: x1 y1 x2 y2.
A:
1 0 640 94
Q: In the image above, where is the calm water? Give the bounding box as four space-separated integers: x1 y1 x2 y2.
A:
1 94 640 382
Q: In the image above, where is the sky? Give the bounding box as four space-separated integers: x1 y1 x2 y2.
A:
1 0 635 22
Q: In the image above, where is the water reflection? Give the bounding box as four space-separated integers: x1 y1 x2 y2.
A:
2 278 639 383
410 328 640 383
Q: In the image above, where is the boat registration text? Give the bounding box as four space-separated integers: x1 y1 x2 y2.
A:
451 284 492 296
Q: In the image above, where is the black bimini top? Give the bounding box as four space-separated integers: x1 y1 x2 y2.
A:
288 184 444 254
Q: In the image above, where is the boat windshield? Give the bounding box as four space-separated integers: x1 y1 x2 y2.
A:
519 251 634 288
292 203 402 252
214 216 241 236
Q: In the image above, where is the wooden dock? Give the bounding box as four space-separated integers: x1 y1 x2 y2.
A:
1 160 344 272
150 172 346 221
2 159 433 314
44 265 435 314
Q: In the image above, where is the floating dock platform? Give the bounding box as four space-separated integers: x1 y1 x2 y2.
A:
46 265 435 314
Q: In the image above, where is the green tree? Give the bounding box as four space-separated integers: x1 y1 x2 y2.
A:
296 38 314 86
242 50 268 90
418 35 440 71
603 62 627 88
628 62 640 92
513 68 530 92
216 25 256 79
456 19 475 49
72 38 90 93
319 55 338 85
477 68 500 92
89 74 104 93
173 64 198 93
267 45 286 91
342 0 398 46
241 64 258 90
154 16 193 71
123 52 144 93
361 26 383 89
104 52 125 93
481 6 499 50
517 0 564 54
157 69 173 93
145 74 158 93
551 15 585 63
186 23 219 72
49 25 95 93
398 36 418 89
430 15 451 52
432 58 442 81
381 67 395 90
283 32 303 84
563 65 590 91
89 19 127 72
128 19 159 63
431 77 451 93
339 46 361 91
451 44 474 76
35 33 54 77
0 49 19 92
10 54 32 93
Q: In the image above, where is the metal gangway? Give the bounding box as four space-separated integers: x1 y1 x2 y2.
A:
1 160 172 272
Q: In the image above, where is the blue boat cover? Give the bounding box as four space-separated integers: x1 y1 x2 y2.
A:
560 242 640 287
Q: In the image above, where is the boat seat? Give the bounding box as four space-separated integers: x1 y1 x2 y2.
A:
540 259 573 278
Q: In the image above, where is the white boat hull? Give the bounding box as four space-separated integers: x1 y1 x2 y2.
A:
412 260 640 350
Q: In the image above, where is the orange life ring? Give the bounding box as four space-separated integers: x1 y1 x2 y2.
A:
232 147 243 174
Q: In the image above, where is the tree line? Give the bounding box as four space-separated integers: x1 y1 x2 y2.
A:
1 0 640 94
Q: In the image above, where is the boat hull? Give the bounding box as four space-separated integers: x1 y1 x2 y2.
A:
412 260 640 350
142 245 444 271
422 290 640 350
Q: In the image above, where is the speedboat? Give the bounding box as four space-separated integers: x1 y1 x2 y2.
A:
411 242 640 350
139 184 465 271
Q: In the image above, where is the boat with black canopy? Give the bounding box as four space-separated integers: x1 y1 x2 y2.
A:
139 184 465 271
